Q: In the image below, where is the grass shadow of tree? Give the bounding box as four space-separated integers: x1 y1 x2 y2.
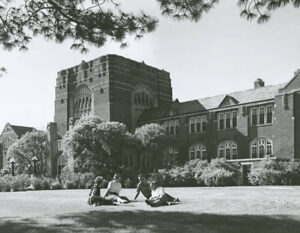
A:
0 211 300 233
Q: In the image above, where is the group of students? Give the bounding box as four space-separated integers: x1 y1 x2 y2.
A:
88 173 180 207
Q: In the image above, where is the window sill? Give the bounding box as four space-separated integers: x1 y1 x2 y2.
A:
227 157 276 162
250 123 273 127
217 127 237 131
189 131 207 135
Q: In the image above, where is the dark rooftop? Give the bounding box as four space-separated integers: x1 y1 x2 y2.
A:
10 125 36 138
138 83 285 122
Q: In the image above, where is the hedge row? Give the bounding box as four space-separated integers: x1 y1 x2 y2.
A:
0 175 63 192
2 159 299 191
152 158 241 187
153 159 300 187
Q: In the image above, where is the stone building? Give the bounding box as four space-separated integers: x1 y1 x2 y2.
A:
0 123 36 169
138 74 300 183
1 54 299 179
0 123 60 176
54 54 300 181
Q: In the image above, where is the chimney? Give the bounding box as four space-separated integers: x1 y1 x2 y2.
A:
294 69 300 77
254 78 265 88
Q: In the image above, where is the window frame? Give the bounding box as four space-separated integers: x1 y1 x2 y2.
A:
250 138 273 158
218 113 224 130
251 105 273 126
218 141 238 160
164 119 180 135
189 115 207 134
189 143 207 160
218 110 238 130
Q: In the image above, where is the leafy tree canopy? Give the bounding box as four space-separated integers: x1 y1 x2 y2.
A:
62 116 135 175
158 0 300 24
0 0 298 54
134 123 174 151
0 0 157 53
6 131 49 176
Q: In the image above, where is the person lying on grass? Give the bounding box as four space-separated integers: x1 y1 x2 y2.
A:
145 180 180 207
104 173 130 204
88 176 114 206
134 174 152 200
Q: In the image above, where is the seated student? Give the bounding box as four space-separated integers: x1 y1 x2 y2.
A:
88 176 113 206
104 173 130 204
145 180 180 207
134 174 151 200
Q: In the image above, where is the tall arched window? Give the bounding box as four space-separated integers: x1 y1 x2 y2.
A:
189 144 207 160
250 138 273 158
73 85 92 118
133 86 155 110
218 141 238 160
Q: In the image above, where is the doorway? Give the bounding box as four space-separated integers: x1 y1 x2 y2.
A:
242 164 252 185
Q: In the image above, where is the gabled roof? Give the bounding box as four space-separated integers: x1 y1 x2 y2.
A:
171 100 206 115
198 83 285 110
218 95 239 108
10 124 36 138
139 100 206 122
138 105 170 122
138 83 285 122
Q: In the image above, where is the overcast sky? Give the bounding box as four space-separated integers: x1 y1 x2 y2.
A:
0 0 300 132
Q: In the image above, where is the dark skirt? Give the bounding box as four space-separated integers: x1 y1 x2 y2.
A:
88 196 114 205
105 192 130 203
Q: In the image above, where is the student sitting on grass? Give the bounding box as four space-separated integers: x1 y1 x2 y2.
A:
104 173 130 204
145 180 180 207
88 176 114 206
134 174 152 200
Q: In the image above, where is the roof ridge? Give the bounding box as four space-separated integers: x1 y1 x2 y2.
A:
10 124 35 129
197 83 285 102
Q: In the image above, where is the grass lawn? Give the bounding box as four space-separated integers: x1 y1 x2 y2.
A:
0 186 300 233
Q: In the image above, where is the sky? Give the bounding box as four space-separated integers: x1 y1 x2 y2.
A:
0 0 300 132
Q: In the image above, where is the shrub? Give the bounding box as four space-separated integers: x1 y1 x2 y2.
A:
248 160 300 185
60 167 96 189
79 172 95 189
50 179 64 190
153 158 240 187
200 167 236 186
288 161 300 185
154 159 209 187
11 175 30 191
0 175 31 192
41 177 53 190
30 177 44 190
0 175 11 192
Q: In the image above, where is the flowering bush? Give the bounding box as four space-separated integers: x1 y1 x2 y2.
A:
0 175 12 192
153 158 240 187
0 175 31 191
200 167 236 186
248 160 300 185
50 179 64 190
60 167 95 189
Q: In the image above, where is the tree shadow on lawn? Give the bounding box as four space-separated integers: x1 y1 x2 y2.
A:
0 211 300 233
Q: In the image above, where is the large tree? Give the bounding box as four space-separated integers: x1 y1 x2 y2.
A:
134 123 176 168
62 116 136 175
0 0 298 77
6 131 49 175
0 0 298 52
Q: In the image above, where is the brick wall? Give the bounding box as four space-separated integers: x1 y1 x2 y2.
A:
273 94 295 159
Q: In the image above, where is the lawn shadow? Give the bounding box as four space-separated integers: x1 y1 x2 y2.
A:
0 211 300 233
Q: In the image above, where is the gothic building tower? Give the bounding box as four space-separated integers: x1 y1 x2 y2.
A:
54 54 172 136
